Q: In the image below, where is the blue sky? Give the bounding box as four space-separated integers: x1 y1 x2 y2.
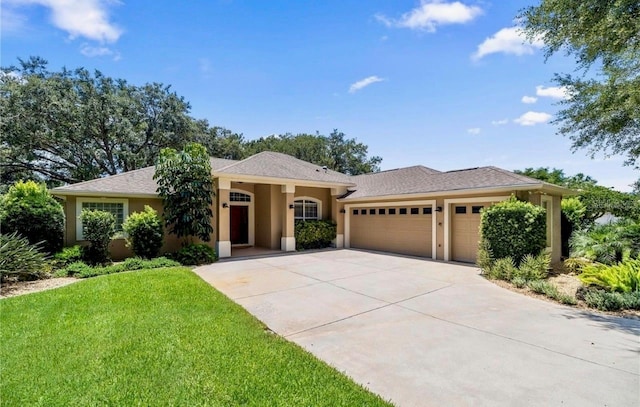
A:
1 0 636 190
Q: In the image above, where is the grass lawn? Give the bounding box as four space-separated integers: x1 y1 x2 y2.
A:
0 268 391 406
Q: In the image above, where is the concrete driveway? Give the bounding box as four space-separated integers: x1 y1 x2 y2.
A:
195 250 640 407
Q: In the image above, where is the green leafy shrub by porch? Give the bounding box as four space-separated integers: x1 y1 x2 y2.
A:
479 196 546 265
122 206 164 258
80 210 115 265
295 220 337 250
172 244 217 265
0 180 64 254
578 258 640 293
570 221 639 265
0 232 48 281
512 251 550 281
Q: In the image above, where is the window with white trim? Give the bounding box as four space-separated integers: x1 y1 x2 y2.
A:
230 192 251 202
294 198 321 220
76 198 129 240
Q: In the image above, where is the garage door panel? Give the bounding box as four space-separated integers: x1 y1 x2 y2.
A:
451 204 486 263
351 206 432 258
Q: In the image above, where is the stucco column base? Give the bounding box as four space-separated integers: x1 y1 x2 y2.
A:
216 241 231 258
281 236 296 252
333 234 344 248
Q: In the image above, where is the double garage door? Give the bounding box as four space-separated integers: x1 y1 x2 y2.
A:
350 205 433 258
349 202 491 263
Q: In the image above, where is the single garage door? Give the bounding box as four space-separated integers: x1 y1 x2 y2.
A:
450 203 487 263
350 205 433 257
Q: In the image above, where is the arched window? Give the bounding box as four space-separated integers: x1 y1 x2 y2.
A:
294 197 321 220
230 192 251 202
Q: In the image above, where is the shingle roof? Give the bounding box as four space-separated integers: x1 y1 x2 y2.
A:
51 152 566 199
342 166 556 200
216 151 355 185
51 157 238 196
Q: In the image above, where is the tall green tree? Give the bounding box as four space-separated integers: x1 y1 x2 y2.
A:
1 57 198 184
519 1 640 174
245 130 381 175
154 143 214 242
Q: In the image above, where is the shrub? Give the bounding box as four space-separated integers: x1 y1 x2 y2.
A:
122 256 179 270
511 276 527 288
563 257 593 273
52 246 83 268
63 257 181 278
476 240 494 274
512 251 550 281
80 210 115 265
487 257 516 280
0 180 64 254
570 220 639 265
527 280 559 297
122 206 164 259
0 232 48 281
584 290 640 311
578 258 640 293
172 244 217 265
479 196 546 265
295 220 337 250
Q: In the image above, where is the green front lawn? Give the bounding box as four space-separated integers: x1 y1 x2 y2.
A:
0 268 390 406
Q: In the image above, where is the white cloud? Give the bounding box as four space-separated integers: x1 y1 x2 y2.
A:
376 1 482 32
472 26 543 60
7 0 122 42
349 76 385 93
521 95 537 104
536 85 570 100
0 7 28 34
491 119 508 126
80 44 121 60
513 111 552 126
467 127 481 135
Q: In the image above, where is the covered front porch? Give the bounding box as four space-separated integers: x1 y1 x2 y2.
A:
214 178 346 258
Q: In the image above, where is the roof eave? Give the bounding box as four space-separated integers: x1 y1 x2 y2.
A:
338 183 572 202
214 172 356 188
51 190 159 199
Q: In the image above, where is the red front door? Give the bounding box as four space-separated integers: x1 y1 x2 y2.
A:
230 205 249 244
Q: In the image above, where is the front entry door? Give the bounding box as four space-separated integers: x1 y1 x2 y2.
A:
230 205 249 245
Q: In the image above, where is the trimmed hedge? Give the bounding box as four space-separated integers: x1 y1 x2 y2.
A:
122 205 164 258
295 220 336 250
80 210 115 265
0 180 64 254
172 244 217 265
480 196 547 265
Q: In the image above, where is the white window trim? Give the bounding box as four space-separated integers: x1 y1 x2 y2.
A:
229 189 255 246
76 197 129 241
443 196 510 261
343 200 437 260
294 196 322 221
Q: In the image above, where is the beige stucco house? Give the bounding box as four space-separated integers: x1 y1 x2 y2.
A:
51 151 570 264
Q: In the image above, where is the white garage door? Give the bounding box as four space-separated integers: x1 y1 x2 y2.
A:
350 205 433 258
450 203 486 263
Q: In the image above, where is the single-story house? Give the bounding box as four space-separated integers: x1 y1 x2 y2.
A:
51 151 570 264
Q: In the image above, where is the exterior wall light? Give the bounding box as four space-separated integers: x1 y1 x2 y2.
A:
289 204 295 209
435 206 443 212
222 202 229 208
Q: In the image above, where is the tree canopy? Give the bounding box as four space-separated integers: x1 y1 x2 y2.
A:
516 167 640 222
1 57 383 187
518 1 640 172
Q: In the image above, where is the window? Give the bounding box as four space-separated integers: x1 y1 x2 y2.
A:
294 198 320 220
472 205 484 214
230 192 251 202
353 209 359 215
77 198 128 240
379 208 386 215
361 209 367 215
423 207 432 215
410 208 419 215
369 209 376 215
389 208 396 215
455 206 467 214
399 208 407 215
